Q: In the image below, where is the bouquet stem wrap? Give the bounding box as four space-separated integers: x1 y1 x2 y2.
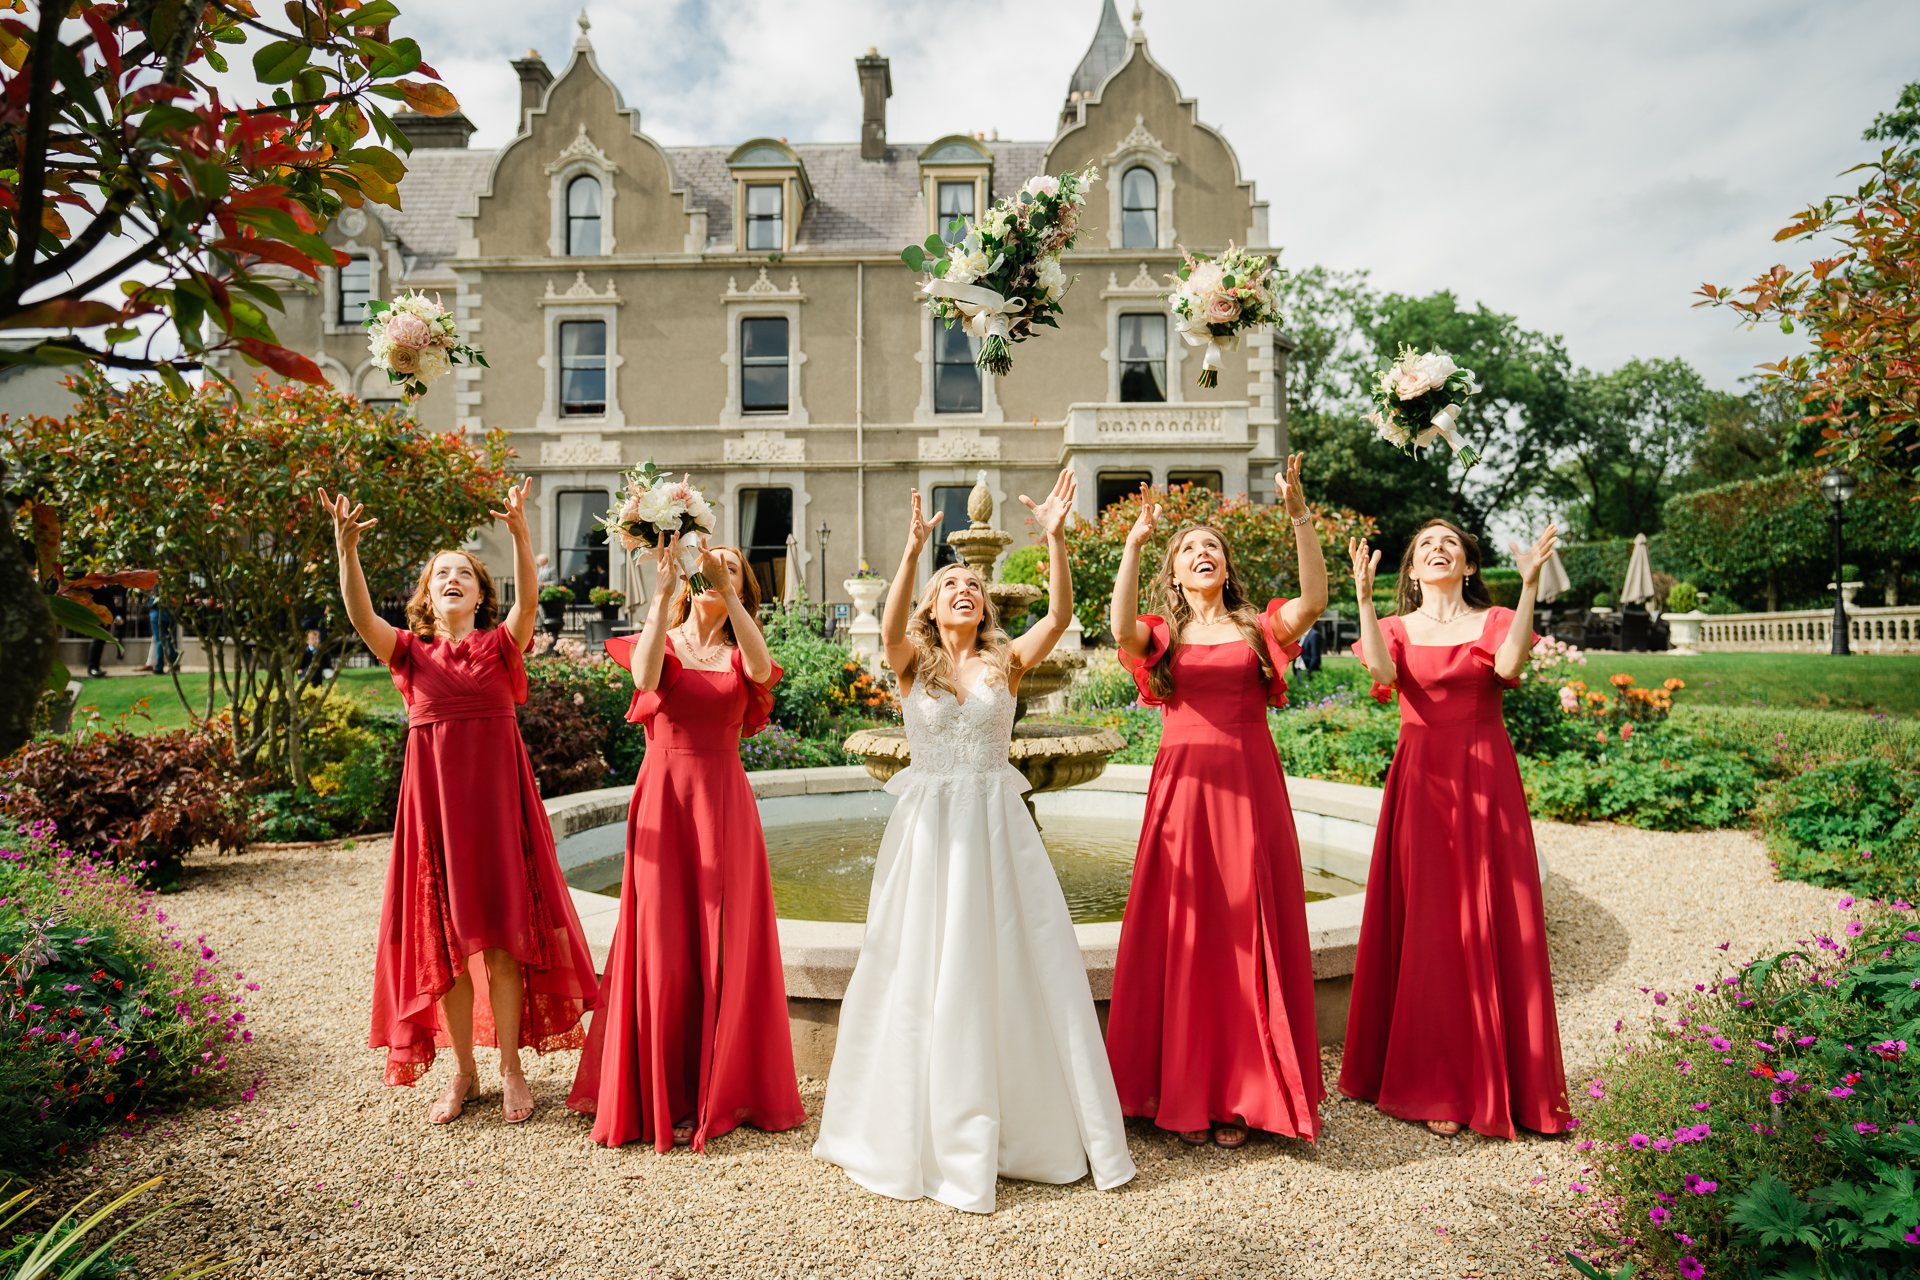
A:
924 281 1027 376
675 529 711 595
1185 332 1235 389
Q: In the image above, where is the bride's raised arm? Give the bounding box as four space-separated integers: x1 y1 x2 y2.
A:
881 489 942 682
1008 468 1078 674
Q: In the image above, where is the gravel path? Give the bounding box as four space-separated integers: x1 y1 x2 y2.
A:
30 822 1837 1279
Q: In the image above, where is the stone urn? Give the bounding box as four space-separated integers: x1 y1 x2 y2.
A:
844 574 887 667
1827 581 1866 609
1665 609 1707 656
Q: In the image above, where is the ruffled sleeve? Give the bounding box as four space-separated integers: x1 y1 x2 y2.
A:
385 628 416 704
1116 615 1173 707
1350 616 1404 704
739 648 783 739
1259 599 1305 709
492 625 529 705
607 633 681 728
1469 606 1535 690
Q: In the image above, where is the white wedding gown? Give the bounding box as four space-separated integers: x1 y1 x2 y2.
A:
813 670 1136 1213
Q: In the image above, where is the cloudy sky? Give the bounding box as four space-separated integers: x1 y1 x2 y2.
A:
387 0 1920 393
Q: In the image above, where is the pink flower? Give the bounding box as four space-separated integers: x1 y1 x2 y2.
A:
1021 174 1060 199
1202 292 1240 325
1685 1175 1717 1195
1649 1206 1671 1225
1653 991 1669 1005
1856 1122 1878 1134
1621 723 1634 742
1628 1133 1650 1149
384 311 432 350
1831 1086 1855 1098
1680 1257 1706 1279
1587 1082 1607 1099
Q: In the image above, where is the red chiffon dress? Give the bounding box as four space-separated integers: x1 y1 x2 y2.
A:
1337 608 1572 1139
368 625 599 1086
566 635 806 1151
1106 600 1325 1141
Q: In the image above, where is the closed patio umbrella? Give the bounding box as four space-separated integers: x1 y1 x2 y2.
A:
783 532 802 606
1537 549 1571 604
1620 533 1657 607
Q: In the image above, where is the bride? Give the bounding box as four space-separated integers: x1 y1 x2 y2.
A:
813 470 1136 1213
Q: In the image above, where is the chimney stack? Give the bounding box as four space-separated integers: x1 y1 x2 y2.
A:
856 49 891 161
511 49 554 126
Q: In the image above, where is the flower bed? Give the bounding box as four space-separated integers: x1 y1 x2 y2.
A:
0 821 254 1172
1569 898 1920 1278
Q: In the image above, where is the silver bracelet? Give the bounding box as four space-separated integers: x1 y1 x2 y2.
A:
1290 513 1312 527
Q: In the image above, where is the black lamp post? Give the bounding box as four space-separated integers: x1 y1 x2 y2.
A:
816 518 831 616
1818 467 1857 656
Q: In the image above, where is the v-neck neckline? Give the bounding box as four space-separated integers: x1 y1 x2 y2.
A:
937 666 991 708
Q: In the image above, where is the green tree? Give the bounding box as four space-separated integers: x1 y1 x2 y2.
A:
4 375 513 785
1685 379 1820 487
1864 82 1920 143
1557 357 1715 539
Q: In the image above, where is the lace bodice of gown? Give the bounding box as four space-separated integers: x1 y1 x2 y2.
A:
887 672 1029 796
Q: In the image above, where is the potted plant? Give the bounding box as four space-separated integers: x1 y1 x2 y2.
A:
588 586 626 621
537 584 573 633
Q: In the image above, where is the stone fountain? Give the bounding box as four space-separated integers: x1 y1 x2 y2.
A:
844 473 1126 799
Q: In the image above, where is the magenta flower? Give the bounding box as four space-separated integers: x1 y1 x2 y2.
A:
1846 920 1866 937
1651 1137 1673 1152
1587 1082 1607 1100
1685 1175 1718 1195
1628 1134 1650 1150
1776 1070 1799 1084
1649 1206 1671 1225
1710 1036 1732 1051
1832 1086 1855 1098
1680 1257 1706 1279
1653 991 1669 1005
1856 1123 1879 1134
1676 1233 1695 1246
1691 1102 1711 1111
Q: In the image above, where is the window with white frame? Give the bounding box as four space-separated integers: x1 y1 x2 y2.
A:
559 321 607 417
1097 471 1153 512
745 185 783 252
1118 313 1167 402
740 317 789 413
738 486 794 603
555 489 611 603
567 175 602 256
1121 167 1158 249
936 180 974 245
934 321 982 413
929 485 972 569
338 255 371 324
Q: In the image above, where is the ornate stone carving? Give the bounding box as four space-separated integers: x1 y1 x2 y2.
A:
1094 406 1224 440
540 433 622 466
338 208 368 238
545 123 618 175
723 431 805 463
918 434 1001 461
1110 114 1177 166
721 267 804 302
541 272 620 304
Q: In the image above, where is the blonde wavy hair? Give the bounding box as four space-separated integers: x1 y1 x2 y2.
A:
1143 523 1275 702
902 563 1019 700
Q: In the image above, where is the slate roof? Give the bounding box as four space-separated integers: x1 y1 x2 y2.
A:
1065 0 1129 106
387 148 496 279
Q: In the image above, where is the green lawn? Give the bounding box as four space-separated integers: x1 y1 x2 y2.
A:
69 669 403 733
1310 652 1920 717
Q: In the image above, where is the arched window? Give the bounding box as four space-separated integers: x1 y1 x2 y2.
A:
1121 166 1157 249
567 175 602 256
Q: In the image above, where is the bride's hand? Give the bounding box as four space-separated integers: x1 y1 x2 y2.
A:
1018 468 1077 540
906 488 943 554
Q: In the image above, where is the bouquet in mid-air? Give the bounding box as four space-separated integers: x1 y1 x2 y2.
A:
363 291 487 400
1167 243 1281 387
901 164 1099 376
1367 345 1483 466
601 459 718 593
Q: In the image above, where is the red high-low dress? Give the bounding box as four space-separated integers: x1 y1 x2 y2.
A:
567 635 806 1151
368 625 599 1086
1337 608 1572 1139
1106 600 1324 1141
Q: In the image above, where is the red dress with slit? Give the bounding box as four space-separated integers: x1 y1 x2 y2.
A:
1106 600 1325 1141
566 637 806 1151
1337 608 1571 1139
368 625 599 1086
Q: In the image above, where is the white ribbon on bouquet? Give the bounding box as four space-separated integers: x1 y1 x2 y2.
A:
1414 403 1481 466
1177 322 1239 376
923 280 1028 342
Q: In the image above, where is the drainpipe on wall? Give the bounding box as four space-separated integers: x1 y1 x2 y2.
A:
855 260 866 565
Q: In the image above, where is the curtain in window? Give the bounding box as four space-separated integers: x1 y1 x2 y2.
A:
1119 313 1167 402
568 176 602 256
1121 166 1158 249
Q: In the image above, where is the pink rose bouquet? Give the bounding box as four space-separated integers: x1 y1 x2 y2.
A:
363 290 487 400
599 458 718 593
1366 344 1483 466
1166 242 1281 387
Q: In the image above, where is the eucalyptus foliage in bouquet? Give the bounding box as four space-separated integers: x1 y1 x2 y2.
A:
1367 345 1483 466
900 165 1099 376
1167 242 1281 387
363 291 487 400
600 459 718 593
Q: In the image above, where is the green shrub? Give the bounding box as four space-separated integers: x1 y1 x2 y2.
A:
1481 567 1522 609
1519 724 1762 830
251 693 407 840
1674 705 1920 773
1702 592 1746 614
537 584 573 604
1031 706 1162 765
1272 703 1401 787
1667 581 1699 613
1067 653 1138 713
1756 752 1920 900
1593 592 1614 609
1571 903 1920 1279
739 723 854 770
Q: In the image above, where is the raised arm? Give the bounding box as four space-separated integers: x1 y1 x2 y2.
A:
1268 453 1328 645
630 535 681 692
703 546 774 684
1349 536 1395 688
1008 468 1078 673
1108 498 1161 662
320 490 398 665
881 489 942 680
1495 524 1559 682
490 478 538 651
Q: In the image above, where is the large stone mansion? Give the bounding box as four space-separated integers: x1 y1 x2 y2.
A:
255 0 1295 607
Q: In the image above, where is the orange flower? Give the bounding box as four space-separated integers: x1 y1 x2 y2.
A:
1609 673 1635 688
1664 678 1685 691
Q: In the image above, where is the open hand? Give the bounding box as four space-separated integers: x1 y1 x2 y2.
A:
653 534 681 594
1125 498 1161 551
1018 468 1077 540
906 488 944 554
488 478 533 543
695 542 737 598
1348 536 1381 599
319 489 378 555
1273 453 1309 521
1511 524 1559 589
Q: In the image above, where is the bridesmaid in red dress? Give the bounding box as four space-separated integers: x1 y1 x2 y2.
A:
324 482 598 1125
1106 455 1328 1149
1338 517 1573 1140
567 536 805 1152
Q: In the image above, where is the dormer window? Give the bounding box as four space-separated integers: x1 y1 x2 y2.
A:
745 185 783 251
936 181 974 245
1121 166 1158 249
918 135 993 243
726 140 811 254
567 175 602 256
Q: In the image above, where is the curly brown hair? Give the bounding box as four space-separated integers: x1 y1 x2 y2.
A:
666 545 763 649
1394 518 1493 618
405 550 500 640
1143 524 1275 702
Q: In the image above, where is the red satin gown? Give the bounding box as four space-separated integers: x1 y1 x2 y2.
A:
368 625 599 1086
1337 608 1572 1139
1106 600 1325 1141
567 636 806 1151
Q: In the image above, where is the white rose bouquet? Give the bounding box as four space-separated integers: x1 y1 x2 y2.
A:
1366 345 1484 466
900 164 1099 376
1167 242 1281 388
600 458 719 593
363 291 487 400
